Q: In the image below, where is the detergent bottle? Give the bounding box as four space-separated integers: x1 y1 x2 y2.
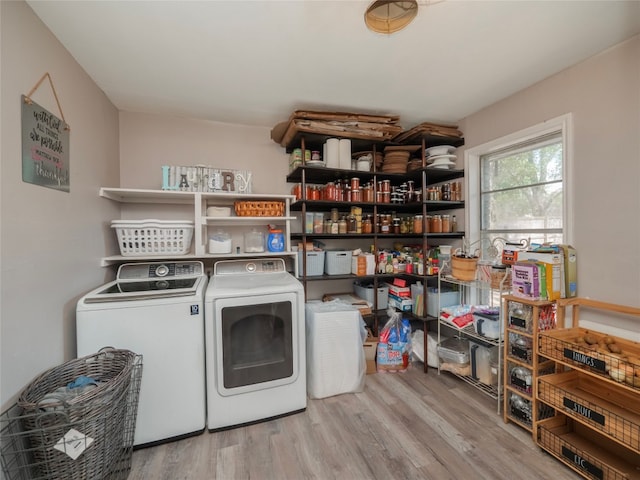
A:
267 225 285 252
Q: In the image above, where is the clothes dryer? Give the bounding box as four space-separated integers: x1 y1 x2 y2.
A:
205 258 305 430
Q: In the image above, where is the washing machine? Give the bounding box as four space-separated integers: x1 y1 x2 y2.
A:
76 261 207 447
205 258 306 430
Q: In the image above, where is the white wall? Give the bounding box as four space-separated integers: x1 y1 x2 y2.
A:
0 1 120 408
458 35 640 335
119 112 289 194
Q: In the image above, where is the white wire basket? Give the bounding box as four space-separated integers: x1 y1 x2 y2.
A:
111 220 194 256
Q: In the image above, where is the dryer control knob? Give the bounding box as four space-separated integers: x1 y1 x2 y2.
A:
155 264 169 277
246 263 256 273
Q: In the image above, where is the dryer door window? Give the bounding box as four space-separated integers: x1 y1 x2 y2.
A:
221 301 293 389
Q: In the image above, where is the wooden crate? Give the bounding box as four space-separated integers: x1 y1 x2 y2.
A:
538 414 640 480
538 327 640 391
538 370 640 451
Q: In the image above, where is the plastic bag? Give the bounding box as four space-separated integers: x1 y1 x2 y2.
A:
376 308 411 373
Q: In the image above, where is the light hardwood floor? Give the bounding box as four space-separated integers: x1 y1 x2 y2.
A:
129 366 580 479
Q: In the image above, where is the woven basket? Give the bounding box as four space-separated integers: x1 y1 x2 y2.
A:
16 349 142 480
451 255 479 281
234 201 284 217
490 268 511 289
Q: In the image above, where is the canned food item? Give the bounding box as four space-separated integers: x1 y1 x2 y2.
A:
362 215 373 234
413 215 423 234
392 218 401 234
380 215 391 233
338 217 347 234
442 214 451 233
347 215 358 234
350 177 360 190
292 183 302 200
362 184 374 203
325 182 337 201
431 215 443 233
442 183 451 201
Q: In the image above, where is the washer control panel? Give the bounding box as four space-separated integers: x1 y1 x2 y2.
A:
117 261 204 280
214 258 286 276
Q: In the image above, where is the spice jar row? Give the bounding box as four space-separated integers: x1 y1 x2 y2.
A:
426 181 463 201
292 179 424 204
305 210 458 234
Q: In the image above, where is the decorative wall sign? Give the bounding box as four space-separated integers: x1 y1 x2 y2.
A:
21 74 70 193
161 166 252 193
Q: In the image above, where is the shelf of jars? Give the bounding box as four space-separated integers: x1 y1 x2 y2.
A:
291 200 465 213
286 165 465 185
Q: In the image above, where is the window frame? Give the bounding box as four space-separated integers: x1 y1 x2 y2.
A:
464 114 574 258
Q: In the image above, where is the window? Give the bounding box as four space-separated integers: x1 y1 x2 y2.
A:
480 131 564 251
465 114 572 263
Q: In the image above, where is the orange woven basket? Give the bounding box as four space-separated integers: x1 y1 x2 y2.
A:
234 201 285 217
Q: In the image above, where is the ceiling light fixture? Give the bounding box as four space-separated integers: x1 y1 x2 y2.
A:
364 0 419 35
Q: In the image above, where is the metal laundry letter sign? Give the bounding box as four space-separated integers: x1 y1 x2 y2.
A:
21 95 70 192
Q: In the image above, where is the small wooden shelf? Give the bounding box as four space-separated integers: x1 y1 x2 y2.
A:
503 295 557 440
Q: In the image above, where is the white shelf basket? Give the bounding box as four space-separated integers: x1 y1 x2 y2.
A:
111 219 194 256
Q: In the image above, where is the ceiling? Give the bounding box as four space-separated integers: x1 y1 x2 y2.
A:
27 0 640 130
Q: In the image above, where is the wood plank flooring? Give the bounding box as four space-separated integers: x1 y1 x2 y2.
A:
129 366 580 479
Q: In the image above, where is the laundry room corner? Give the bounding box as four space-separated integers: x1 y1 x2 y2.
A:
0 0 120 409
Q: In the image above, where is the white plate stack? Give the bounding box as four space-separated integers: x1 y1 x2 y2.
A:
425 145 458 169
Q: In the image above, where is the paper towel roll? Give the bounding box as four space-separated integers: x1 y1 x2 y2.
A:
339 139 352 170
325 138 340 169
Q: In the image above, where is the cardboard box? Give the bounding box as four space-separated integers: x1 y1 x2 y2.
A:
363 331 379 374
511 262 540 300
351 253 376 276
518 251 564 300
388 294 413 311
385 282 411 298
558 244 577 298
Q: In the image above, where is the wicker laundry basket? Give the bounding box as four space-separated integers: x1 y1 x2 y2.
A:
1 349 142 480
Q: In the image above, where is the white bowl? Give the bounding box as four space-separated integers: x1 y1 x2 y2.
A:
426 145 456 157
429 157 456 166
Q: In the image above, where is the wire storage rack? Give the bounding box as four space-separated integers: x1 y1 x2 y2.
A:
0 349 142 480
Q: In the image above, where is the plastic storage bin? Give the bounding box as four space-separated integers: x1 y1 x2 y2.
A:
354 282 388 310
297 250 325 276
324 250 352 275
426 287 460 318
473 311 502 340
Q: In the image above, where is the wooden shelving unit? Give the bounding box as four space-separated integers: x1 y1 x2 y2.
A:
536 297 640 479
502 295 558 438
